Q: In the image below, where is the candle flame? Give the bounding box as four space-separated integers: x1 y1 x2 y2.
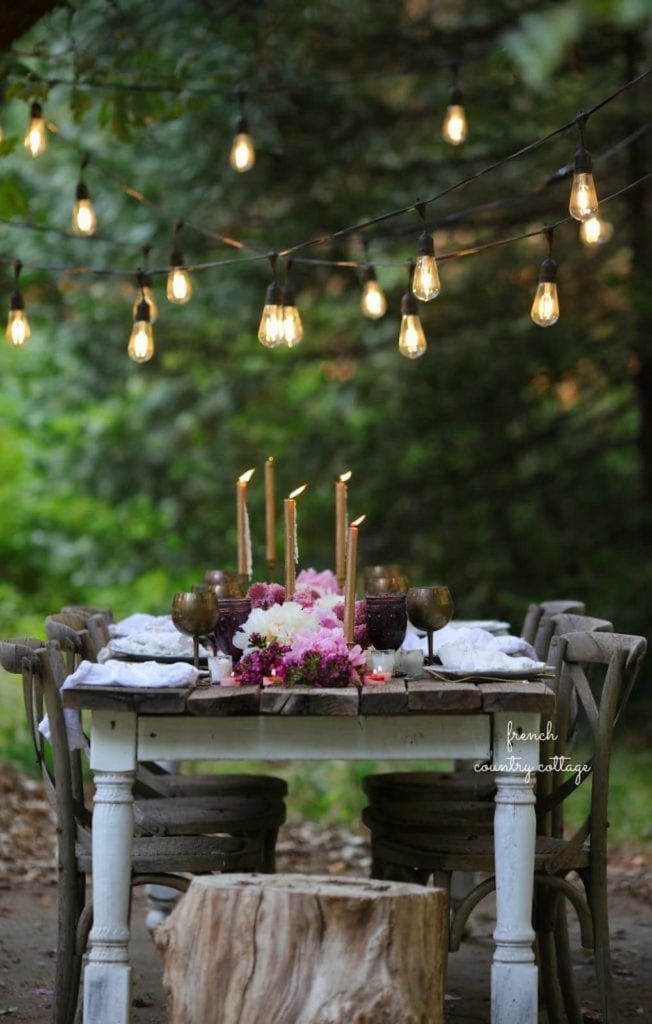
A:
266 456 274 464
339 470 352 483
271 667 277 677
350 514 366 527
238 468 256 484
289 484 308 499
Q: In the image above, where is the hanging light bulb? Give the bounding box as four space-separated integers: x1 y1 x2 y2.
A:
128 294 155 363
531 231 559 328
258 254 284 347
6 260 31 347
166 222 192 304
229 87 255 172
579 215 613 247
71 158 97 236
398 263 427 359
569 116 599 222
442 63 467 146
230 116 256 172
24 100 47 158
360 263 387 319
412 205 441 302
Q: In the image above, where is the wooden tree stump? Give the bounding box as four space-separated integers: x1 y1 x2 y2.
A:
155 873 446 1024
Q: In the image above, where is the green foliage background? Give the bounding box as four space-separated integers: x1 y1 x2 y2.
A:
0 0 650 660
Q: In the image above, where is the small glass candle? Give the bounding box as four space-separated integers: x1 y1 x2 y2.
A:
208 654 233 683
396 649 424 679
367 649 396 675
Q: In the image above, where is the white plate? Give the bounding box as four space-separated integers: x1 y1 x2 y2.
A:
424 664 554 682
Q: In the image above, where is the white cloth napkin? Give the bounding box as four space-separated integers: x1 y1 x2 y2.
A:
39 658 199 751
402 623 537 660
98 631 208 663
437 640 546 674
109 613 174 638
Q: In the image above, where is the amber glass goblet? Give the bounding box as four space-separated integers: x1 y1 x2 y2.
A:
203 570 245 598
364 565 405 590
171 590 220 668
406 586 454 664
365 574 409 596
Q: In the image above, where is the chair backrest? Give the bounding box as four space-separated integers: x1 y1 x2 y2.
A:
520 599 586 645
45 612 97 666
534 611 612 662
543 631 646 858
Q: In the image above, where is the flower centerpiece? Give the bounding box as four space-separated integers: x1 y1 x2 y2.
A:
234 568 367 688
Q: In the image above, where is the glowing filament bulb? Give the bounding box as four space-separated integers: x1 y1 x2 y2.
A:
167 255 192 304
580 216 612 247
72 178 97 236
530 258 559 328
412 229 440 302
360 265 387 319
442 104 467 145
569 146 598 222
398 287 426 359
412 255 440 302
128 299 155 363
281 284 303 347
258 281 284 347
398 314 427 359
24 102 47 157
6 309 30 347
230 131 255 172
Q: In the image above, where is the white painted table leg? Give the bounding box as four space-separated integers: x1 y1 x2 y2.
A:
491 711 540 1024
84 712 136 1024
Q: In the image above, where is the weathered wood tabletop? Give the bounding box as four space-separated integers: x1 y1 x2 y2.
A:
62 676 555 716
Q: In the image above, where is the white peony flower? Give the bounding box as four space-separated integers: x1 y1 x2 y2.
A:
233 601 320 651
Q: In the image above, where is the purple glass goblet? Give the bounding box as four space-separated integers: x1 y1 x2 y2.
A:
213 598 252 662
365 594 408 651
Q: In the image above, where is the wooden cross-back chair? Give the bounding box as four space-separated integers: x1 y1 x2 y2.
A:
520 598 586 649
0 637 286 1024
366 629 645 1024
46 609 288 817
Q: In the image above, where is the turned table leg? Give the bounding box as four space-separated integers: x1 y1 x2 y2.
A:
491 711 540 1024
83 712 136 1024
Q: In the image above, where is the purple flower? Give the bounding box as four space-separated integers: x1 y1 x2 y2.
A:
247 581 287 610
238 642 290 685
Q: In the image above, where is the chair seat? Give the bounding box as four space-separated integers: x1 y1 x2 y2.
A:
133 795 286 837
364 770 496 804
363 802 495 834
372 832 590 874
77 833 266 874
146 770 288 800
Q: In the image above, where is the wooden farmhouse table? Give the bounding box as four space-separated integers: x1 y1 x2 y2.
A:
63 675 555 1024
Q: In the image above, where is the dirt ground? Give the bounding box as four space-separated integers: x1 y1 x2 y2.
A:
0 770 650 1023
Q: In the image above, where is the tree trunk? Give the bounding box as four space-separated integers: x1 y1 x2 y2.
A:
155 873 446 1024
624 33 652 504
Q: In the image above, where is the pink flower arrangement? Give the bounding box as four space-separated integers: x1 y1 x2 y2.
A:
283 629 366 688
332 598 369 649
296 568 341 595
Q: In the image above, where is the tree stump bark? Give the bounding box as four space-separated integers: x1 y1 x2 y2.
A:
154 873 446 1024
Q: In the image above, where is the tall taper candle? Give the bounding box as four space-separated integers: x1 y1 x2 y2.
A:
265 456 276 578
335 470 352 590
284 484 308 597
343 514 366 643
237 468 255 578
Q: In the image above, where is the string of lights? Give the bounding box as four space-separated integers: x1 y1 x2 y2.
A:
3 65 650 362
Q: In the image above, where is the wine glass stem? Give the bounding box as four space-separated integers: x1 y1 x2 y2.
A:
193 635 200 669
427 630 434 663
